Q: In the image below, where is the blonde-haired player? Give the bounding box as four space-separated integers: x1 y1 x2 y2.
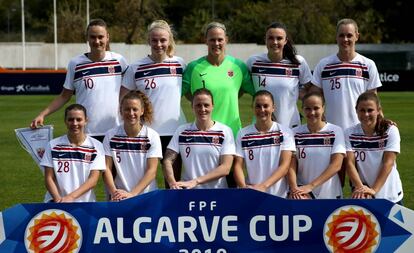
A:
121 20 185 187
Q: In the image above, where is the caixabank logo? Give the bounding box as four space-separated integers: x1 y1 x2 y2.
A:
323 205 381 253
24 209 82 253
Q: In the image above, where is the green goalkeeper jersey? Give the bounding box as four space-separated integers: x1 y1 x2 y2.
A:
183 55 254 135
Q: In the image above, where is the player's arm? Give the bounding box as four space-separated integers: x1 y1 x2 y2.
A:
287 155 302 199
177 155 233 189
44 167 62 202
31 88 73 128
345 151 374 199
298 153 344 194
61 170 101 202
371 151 397 194
233 156 247 188
162 148 181 189
102 156 117 199
128 157 159 196
119 86 131 102
250 150 292 192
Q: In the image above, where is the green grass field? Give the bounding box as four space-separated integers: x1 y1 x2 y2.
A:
1 93 413 210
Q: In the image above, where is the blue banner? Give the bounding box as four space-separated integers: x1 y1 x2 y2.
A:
0 71 66 95
0 189 413 252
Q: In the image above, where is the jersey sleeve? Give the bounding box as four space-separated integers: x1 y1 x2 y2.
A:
122 63 136 90
167 126 182 153
298 55 313 85
63 59 76 91
177 56 187 72
331 126 346 155
246 56 255 72
344 127 353 152
102 130 112 156
182 61 195 96
40 141 53 169
385 125 400 153
238 60 255 96
366 58 382 90
91 141 106 171
281 126 296 151
147 128 163 159
119 55 129 75
235 129 244 158
311 60 324 88
220 126 236 156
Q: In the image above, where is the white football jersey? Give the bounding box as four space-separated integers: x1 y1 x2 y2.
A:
103 125 161 194
235 122 295 197
292 123 345 199
63 51 128 135
122 56 187 135
311 53 382 129
40 135 105 202
247 53 312 128
345 124 403 203
168 122 236 189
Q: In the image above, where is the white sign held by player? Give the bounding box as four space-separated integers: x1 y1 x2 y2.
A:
15 125 53 171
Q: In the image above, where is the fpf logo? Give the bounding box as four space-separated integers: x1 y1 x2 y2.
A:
25 209 82 253
323 205 381 253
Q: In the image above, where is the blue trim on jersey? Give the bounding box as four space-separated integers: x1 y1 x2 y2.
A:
179 135 224 145
241 135 284 148
74 65 122 80
321 68 369 79
251 66 299 77
51 150 97 161
349 135 388 150
109 142 150 152
135 67 183 79
110 136 151 152
295 137 335 146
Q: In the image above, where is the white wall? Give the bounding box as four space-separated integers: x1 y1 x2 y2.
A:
1 43 413 70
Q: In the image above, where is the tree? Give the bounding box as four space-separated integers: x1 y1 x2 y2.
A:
109 0 165 44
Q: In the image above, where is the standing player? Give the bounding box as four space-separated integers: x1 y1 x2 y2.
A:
182 21 255 136
233 90 295 197
162 88 235 189
310 18 382 130
121 20 185 187
41 104 105 202
345 92 403 204
309 18 382 185
31 19 128 141
288 92 345 199
247 22 312 128
103 91 162 201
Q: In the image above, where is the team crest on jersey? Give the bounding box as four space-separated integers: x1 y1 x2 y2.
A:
170 66 177 75
37 148 45 158
84 153 92 162
212 136 220 145
25 209 82 253
378 139 385 148
324 137 331 145
108 65 115 74
285 68 292 76
356 68 362 77
273 136 281 144
227 69 234 77
323 205 381 253
141 142 148 151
